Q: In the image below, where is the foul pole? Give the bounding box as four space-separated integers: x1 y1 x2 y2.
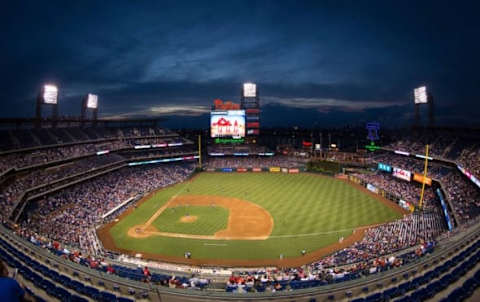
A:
198 134 202 168
419 144 429 209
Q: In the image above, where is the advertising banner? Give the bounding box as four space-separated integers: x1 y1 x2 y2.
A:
393 167 411 181
281 168 288 173
221 168 233 172
367 183 379 194
436 188 453 231
236 168 247 172
377 163 392 172
413 173 432 186
269 167 281 172
289 168 299 174
252 168 262 172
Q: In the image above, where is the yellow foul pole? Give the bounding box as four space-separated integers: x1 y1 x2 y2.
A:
198 134 202 168
419 144 429 209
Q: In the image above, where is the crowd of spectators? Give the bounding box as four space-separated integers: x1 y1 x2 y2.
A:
227 238 436 293
351 172 436 208
11 224 210 290
0 131 187 175
439 172 480 223
0 154 125 212
385 129 480 177
205 156 300 169
19 163 195 251
370 152 480 223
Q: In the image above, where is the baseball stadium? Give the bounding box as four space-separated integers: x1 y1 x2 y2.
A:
0 82 479 302
2 2 480 302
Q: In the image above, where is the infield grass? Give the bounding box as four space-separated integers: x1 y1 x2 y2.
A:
108 172 402 260
152 206 229 235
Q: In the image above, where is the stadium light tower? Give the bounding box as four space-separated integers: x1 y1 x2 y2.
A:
36 84 59 128
81 93 99 127
413 86 435 128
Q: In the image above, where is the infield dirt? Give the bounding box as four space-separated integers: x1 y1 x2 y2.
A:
127 195 274 240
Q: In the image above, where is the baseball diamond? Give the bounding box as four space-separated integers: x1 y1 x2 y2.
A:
98 172 406 267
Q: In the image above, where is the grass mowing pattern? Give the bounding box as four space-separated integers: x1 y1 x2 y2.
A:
151 206 229 235
109 172 402 260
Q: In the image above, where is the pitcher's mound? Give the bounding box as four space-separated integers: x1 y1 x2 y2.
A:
180 215 198 223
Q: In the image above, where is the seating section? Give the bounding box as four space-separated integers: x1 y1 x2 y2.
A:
350 239 480 302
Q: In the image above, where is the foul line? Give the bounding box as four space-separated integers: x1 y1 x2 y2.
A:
268 229 354 238
143 184 190 228
269 223 383 239
203 243 228 246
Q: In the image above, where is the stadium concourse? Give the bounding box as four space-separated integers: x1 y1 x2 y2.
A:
0 126 480 301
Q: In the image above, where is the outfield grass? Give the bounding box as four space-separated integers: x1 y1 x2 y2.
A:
151 206 229 235
108 172 402 260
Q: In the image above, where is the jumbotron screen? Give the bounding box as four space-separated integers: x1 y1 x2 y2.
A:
210 110 245 138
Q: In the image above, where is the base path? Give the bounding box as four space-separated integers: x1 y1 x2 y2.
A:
127 195 274 240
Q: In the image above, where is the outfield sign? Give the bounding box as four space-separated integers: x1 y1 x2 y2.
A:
152 143 167 148
415 154 433 160
237 168 247 172
398 199 414 212
393 167 411 181
457 165 480 189
269 167 281 172
288 168 299 174
222 168 233 172
252 167 262 172
128 155 199 166
365 141 381 152
96 150 110 155
413 173 432 186
377 162 392 172
367 183 379 194
215 137 244 144
436 188 453 231
394 150 410 156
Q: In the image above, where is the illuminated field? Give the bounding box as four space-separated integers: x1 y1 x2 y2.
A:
101 172 403 266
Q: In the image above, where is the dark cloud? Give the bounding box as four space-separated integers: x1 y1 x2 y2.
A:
1 0 479 127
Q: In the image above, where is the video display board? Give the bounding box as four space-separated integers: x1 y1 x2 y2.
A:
393 167 412 181
210 110 245 138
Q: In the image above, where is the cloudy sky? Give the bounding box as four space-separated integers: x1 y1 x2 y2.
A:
2 0 479 128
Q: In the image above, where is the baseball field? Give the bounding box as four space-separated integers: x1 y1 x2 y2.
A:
98 172 406 267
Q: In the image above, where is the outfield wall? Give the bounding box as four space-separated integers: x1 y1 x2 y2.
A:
204 167 305 173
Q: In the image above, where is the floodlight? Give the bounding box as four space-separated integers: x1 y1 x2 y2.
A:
43 84 58 104
87 93 98 109
414 86 428 104
243 83 256 97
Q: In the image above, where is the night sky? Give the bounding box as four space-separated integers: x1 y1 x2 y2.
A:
2 0 480 128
